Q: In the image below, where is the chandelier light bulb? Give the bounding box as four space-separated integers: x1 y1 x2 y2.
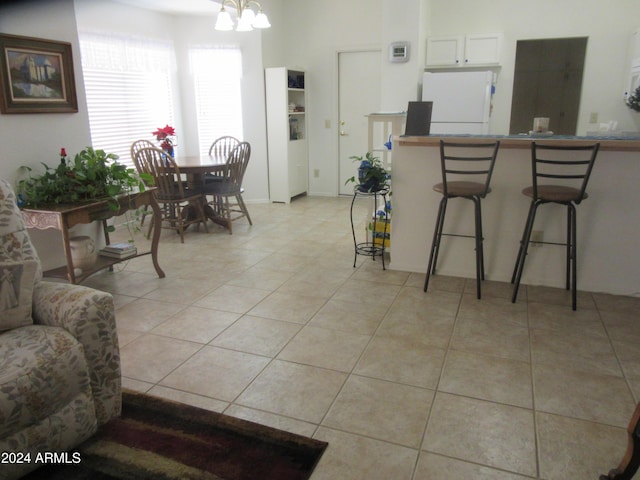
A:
214 8 234 31
214 0 271 32
253 11 271 29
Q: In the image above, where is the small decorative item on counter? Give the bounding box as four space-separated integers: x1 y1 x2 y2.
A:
627 85 640 112
152 124 176 157
345 152 390 193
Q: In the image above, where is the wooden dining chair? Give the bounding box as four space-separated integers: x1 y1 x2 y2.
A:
204 136 241 186
208 136 240 157
134 146 208 243
130 139 157 226
201 142 252 234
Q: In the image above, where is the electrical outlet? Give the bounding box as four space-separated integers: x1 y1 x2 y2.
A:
531 230 544 247
589 112 598 123
313 169 320 178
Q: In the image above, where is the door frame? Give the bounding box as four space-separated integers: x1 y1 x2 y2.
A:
335 47 382 196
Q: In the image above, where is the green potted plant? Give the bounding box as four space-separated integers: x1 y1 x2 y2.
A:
18 146 151 208
345 152 390 193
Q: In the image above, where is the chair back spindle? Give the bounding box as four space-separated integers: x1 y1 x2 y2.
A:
438 140 500 198
209 136 240 157
530 142 599 204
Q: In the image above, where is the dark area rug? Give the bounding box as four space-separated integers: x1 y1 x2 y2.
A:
23 390 327 480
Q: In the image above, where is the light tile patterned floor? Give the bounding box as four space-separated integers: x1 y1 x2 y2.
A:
84 195 640 480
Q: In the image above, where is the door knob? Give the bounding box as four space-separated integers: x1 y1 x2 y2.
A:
340 130 348 136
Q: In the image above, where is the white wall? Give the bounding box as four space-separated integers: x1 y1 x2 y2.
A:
270 0 640 197
266 0 384 197
0 0 94 269
0 0 92 182
75 0 270 203
379 0 429 112
427 0 640 135
2 0 639 273
172 15 270 203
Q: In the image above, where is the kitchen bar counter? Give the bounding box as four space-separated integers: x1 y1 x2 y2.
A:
398 134 640 151
389 134 640 296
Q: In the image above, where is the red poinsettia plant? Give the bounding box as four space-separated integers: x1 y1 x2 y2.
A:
152 124 176 153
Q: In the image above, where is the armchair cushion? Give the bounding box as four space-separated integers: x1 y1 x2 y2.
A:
0 179 42 281
0 325 96 440
31 281 121 425
0 260 37 332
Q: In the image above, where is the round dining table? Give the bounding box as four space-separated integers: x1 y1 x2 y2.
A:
171 154 228 228
172 154 227 187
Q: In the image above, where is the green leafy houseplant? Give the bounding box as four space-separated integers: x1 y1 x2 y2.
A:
345 152 390 193
18 147 151 208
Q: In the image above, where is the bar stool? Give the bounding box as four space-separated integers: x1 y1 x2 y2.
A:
424 140 500 299
511 141 600 310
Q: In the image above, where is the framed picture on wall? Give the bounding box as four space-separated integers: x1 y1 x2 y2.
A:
0 33 78 114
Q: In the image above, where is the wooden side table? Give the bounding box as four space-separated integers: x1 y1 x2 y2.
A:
21 188 165 284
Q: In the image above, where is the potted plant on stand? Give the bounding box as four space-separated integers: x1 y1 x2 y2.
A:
345 152 393 254
345 152 390 193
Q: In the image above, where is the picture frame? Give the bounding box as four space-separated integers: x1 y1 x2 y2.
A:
0 33 78 114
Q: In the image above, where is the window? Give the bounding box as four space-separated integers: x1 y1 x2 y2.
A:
190 47 243 156
80 33 176 168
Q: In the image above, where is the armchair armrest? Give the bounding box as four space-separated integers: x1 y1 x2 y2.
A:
31 281 121 425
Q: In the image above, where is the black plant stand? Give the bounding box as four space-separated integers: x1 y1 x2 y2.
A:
350 185 390 270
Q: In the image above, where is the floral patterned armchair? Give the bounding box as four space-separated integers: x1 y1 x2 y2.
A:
0 179 121 480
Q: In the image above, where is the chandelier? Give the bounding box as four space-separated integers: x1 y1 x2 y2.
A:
214 0 271 32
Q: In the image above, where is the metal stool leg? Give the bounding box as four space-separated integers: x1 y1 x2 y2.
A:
512 200 540 304
566 204 572 291
569 203 577 310
473 196 483 299
424 196 448 292
477 197 486 281
350 192 358 268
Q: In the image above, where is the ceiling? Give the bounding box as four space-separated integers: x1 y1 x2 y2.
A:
111 0 223 15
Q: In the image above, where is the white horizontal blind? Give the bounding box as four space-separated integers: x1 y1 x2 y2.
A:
80 33 175 168
190 47 243 156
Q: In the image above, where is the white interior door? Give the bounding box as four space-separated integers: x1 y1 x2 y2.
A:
338 50 381 195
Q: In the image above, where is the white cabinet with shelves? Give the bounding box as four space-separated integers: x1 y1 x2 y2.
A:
426 33 502 67
265 67 308 203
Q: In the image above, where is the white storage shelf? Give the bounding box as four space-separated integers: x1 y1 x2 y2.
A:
266 67 308 203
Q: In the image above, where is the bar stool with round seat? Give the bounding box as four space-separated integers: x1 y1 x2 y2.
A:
424 140 500 299
511 141 600 310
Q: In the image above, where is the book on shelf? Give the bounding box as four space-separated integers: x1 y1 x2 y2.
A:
99 247 137 259
102 242 137 253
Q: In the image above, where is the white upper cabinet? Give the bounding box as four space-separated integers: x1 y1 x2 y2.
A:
426 35 464 66
426 33 502 67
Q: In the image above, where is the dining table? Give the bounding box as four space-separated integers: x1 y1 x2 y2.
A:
172 154 227 187
171 154 228 229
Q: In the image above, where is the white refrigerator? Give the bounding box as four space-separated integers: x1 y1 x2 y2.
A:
421 71 494 134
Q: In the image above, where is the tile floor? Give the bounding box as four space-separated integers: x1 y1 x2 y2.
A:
84 195 640 480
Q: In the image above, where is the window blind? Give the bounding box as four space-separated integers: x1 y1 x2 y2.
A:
189 47 243 156
80 33 175 168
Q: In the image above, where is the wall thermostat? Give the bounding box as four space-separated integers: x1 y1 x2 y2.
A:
389 42 410 63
